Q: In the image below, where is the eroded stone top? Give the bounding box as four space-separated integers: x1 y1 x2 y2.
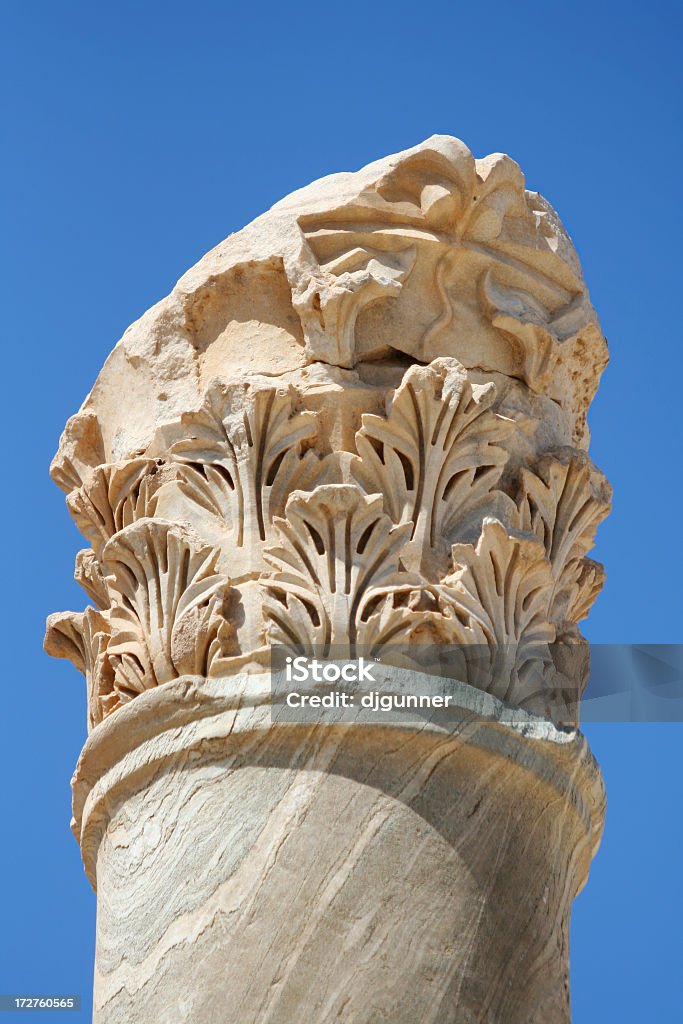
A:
51 135 606 491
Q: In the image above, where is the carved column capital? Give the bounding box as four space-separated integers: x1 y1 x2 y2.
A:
46 136 609 1024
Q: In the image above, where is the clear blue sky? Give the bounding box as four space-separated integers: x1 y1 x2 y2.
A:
2 2 681 1020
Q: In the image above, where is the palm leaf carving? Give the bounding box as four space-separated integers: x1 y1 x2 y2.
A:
352 358 514 575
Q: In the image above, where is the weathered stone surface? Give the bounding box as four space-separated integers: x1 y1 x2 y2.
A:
50 134 606 494
46 136 610 1023
73 675 604 1024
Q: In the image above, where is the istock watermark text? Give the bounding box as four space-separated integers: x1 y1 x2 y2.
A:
285 655 376 683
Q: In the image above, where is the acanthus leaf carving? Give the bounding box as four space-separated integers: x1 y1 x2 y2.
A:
514 450 611 623
565 558 606 625
441 519 555 647
46 519 237 727
74 548 109 609
102 519 233 699
44 608 115 730
47 361 611 728
66 458 160 558
436 518 557 711
262 484 424 655
354 586 464 658
352 358 515 576
150 380 324 579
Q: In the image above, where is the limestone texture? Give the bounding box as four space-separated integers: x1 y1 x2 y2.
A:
46 136 610 1023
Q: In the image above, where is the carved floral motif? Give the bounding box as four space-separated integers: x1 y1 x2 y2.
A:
45 608 115 730
262 485 424 655
47 356 609 727
352 358 514 575
67 459 159 557
102 520 230 694
45 519 234 727
436 519 557 710
149 380 324 579
514 451 611 624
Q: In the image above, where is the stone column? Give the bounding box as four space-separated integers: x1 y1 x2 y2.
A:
46 136 610 1024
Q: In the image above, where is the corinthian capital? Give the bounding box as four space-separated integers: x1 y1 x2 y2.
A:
46 136 609 1024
